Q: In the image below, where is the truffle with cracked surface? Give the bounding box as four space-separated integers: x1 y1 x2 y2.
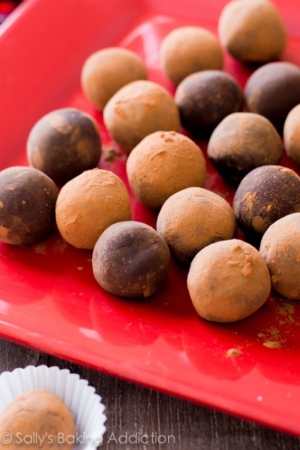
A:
260 213 300 300
187 239 271 322
157 187 236 263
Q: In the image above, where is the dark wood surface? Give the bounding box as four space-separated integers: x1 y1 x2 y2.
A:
0 339 299 449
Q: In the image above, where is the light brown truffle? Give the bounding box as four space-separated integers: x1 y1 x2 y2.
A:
284 105 300 165
93 221 170 298
160 26 223 85
157 187 237 263
218 0 287 62
187 239 271 323
56 168 131 249
260 213 300 299
126 132 206 209
208 113 283 183
103 80 180 152
81 48 147 111
0 390 75 450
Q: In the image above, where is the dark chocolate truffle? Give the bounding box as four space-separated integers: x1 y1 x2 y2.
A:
0 166 58 246
157 187 237 263
81 48 147 111
260 213 300 299
208 113 283 183
219 0 287 62
187 239 271 323
244 62 300 131
284 104 300 165
175 70 243 135
126 131 207 209
27 108 101 185
160 26 223 85
104 80 180 152
56 169 131 249
92 221 171 298
233 165 300 235
0 390 75 450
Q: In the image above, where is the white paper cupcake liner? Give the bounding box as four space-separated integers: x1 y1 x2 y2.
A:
0 365 106 450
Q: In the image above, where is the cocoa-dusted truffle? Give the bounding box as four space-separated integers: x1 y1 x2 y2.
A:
126 131 206 209
260 213 300 299
233 165 300 235
208 113 283 183
0 167 58 246
81 48 147 111
218 0 287 62
160 26 223 85
284 105 300 165
157 187 237 263
103 80 180 152
56 168 131 249
0 390 75 450
187 239 271 322
175 71 243 135
92 221 170 298
27 108 101 185
245 62 300 131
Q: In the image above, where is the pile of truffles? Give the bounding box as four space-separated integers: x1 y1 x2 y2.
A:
1 0 300 324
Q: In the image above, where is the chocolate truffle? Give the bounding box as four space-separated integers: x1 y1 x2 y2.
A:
187 239 271 322
284 105 300 165
218 0 287 62
103 80 180 152
92 221 170 298
260 213 300 299
27 108 101 185
56 168 131 249
157 187 237 263
208 113 283 183
245 62 300 131
233 165 300 235
0 166 58 246
0 390 75 450
160 26 223 85
81 47 147 111
126 131 207 209
175 71 243 135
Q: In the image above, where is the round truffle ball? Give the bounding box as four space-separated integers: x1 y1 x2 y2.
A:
208 113 283 183
0 389 75 450
27 108 101 185
126 131 207 209
260 213 300 299
103 80 180 152
187 239 271 322
245 62 300 131
56 168 131 249
233 165 300 235
157 187 237 264
92 221 171 298
218 0 287 62
81 47 147 111
0 167 58 246
175 71 243 135
160 26 223 85
284 104 300 165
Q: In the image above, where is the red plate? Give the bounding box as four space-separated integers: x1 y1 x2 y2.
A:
1 0 300 436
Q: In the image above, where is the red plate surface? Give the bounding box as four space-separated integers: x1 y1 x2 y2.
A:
1 0 300 436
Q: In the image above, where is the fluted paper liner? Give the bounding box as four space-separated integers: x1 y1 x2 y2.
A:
0 365 106 449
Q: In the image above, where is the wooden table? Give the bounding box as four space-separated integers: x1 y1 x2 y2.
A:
1 338 299 449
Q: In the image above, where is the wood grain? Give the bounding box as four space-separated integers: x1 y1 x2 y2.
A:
0 338 299 450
